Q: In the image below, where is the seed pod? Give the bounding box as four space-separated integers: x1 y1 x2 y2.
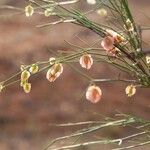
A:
51 63 63 75
23 83 31 93
125 85 136 97
25 5 34 17
21 70 30 82
46 63 63 82
101 36 115 52
20 80 26 87
86 85 102 103
79 54 93 69
29 64 39 74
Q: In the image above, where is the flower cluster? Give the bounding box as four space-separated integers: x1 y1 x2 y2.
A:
20 64 39 93
20 70 31 93
101 29 125 55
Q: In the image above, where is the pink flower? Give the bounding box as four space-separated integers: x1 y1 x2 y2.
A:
101 36 115 52
79 54 93 69
46 63 63 82
86 85 102 103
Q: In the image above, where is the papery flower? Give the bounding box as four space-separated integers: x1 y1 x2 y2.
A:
86 0 96 5
29 64 39 74
79 54 93 69
125 85 136 97
86 85 102 103
106 29 125 43
101 36 115 53
124 19 134 32
25 5 34 17
146 55 150 64
46 63 63 82
97 8 107 17
21 70 30 82
23 82 31 93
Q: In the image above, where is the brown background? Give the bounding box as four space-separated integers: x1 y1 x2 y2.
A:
0 0 150 150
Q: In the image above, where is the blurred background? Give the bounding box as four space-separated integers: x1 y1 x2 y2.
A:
0 0 150 150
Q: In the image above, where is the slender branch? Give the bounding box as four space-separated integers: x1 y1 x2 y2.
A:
46 131 149 150
112 140 150 150
93 79 138 83
44 117 143 150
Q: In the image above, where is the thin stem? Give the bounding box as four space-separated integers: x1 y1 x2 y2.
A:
93 79 138 84
46 131 149 150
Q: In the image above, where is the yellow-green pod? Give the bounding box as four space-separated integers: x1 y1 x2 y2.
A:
23 83 31 93
25 5 34 17
21 70 30 82
29 64 39 74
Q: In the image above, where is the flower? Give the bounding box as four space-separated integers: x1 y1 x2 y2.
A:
23 82 31 93
97 8 107 17
21 70 30 82
29 64 39 74
125 85 136 97
101 36 115 53
79 54 93 69
86 0 96 5
46 63 63 82
106 29 125 43
25 5 34 17
86 85 102 103
146 55 150 64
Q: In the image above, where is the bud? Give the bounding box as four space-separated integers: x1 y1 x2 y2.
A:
106 29 125 43
86 85 102 103
23 83 31 93
125 85 136 97
20 65 25 71
0 83 4 92
79 54 93 69
25 5 34 17
21 70 30 82
97 8 107 17
46 63 63 82
44 7 54 17
101 36 115 53
124 19 134 32
146 55 150 64
87 0 96 5
49 57 56 65
29 64 39 74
